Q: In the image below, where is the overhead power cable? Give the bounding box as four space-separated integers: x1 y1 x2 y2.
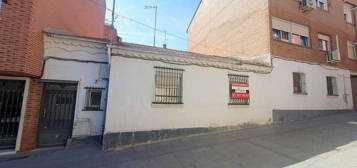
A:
88 0 251 56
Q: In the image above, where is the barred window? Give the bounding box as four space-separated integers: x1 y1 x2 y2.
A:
327 76 338 96
153 66 183 104
293 72 307 94
228 74 250 105
84 87 103 111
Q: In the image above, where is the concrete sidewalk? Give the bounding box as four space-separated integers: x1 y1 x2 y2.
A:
1 112 357 168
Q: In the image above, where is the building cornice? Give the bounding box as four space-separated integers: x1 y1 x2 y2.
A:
112 46 272 74
43 31 108 49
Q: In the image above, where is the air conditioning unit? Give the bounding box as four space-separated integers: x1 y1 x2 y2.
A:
300 0 314 12
327 50 341 62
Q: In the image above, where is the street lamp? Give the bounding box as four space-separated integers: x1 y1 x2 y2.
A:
145 5 158 47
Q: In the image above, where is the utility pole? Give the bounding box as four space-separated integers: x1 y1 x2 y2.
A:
145 5 158 47
111 0 116 27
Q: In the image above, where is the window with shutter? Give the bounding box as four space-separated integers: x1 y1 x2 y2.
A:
315 0 328 10
344 4 353 23
318 34 331 52
272 17 310 47
347 41 357 60
0 0 8 11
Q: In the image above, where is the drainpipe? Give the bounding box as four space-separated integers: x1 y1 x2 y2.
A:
101 43 112 147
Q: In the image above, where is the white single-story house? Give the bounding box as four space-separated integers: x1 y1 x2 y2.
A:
102 43 274 149
38 30 355 150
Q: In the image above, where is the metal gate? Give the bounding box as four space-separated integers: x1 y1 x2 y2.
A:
38 83 77 147
0 80 25 150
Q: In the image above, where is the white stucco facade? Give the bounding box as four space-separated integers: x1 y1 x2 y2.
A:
42 34 109 137
40 32 355 143
104 56 273 133
104 52 355 135
272 57 353 110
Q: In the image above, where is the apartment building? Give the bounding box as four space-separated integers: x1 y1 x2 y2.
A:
0 0 106 152
188 0 357 120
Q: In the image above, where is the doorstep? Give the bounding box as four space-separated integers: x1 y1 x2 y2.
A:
0 149 16 156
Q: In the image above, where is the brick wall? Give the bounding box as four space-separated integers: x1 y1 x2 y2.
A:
188 0 357 72
20 79 43 152
0 0 33 77
270 0 357 72
187 0 271 57
0 0 106 77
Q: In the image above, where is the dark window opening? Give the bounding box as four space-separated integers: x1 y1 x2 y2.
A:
293 72 307 94
84 89 103 111
327 76 338 96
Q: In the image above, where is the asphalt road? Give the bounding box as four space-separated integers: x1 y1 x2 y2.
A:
1 112 357 168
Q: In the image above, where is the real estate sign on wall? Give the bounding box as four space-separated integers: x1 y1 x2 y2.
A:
231 82 250 99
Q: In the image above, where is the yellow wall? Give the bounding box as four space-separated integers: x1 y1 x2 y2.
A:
188 0 270 57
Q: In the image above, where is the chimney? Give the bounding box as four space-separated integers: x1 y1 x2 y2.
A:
163 44 167 49
104 25 121 44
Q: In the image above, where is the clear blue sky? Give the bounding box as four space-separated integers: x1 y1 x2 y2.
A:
105 0 200 51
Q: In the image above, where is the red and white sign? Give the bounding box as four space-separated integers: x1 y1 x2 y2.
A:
231 82 250 99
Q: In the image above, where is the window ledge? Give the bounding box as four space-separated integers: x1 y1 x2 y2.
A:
294 92 308 95
273 39 312 49
228 103 250 107
345 21 354 25
327 94 339 97
151 103 184 108
327 60 342 63
82 108 104 111
315 8 329 13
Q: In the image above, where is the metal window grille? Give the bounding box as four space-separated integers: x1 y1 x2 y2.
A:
327 76 338 96
84 88 103 111
153 66 184 104
293 72 307 94
0 80 25 149
228 74 250 105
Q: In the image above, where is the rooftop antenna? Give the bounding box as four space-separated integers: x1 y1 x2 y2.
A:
163 31 167 49
145 5 158 47
111 0 116 27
